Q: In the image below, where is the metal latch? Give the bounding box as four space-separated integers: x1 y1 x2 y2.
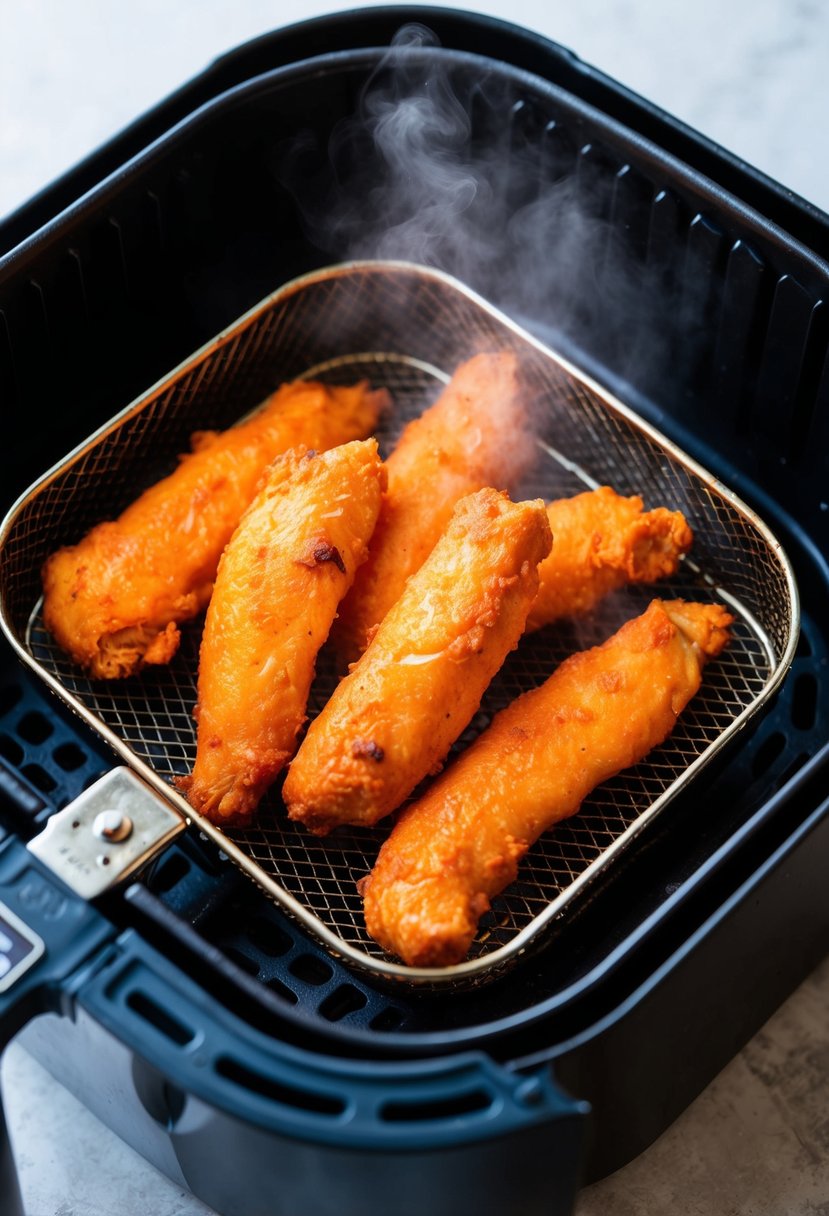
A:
28 768 186 899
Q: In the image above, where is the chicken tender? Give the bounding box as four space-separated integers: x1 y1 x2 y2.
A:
283 487 553 835
527 486 693 631
361 598 732 967
177 440 385 826
333 352 536 660
42 379 387 679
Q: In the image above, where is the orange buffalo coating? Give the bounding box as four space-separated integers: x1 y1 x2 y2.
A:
527 486 693 631
283 487 553 835
361 598 733 967
333 352 536 660
42 380 387 679
177 440 385 826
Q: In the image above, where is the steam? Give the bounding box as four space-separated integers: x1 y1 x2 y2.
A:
277 22 670 388
340 26 482 266
280 24 497 277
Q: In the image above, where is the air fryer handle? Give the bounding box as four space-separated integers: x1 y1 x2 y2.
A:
0 837 116 1041
0 766 183 1045
0 836 116 1216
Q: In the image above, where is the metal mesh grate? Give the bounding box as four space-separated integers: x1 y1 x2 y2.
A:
0 263 795 981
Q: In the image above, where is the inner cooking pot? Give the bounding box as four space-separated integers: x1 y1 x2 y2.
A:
0 26 824 1019
0 16 825 999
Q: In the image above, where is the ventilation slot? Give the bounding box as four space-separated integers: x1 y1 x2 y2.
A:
754 275 815 446
20 280 52 399
0 735 23 766
16 710 53 744
505 97 545 212
87 218 129 317
678 213 728 402
216 1057 345 1116
791 673 818 732
646 188 685 299
801 341 829 482
319 984 367 1022
289 954 333 986
126 990 195 1046
265 976 299 1005
609 163 654 267
381 1089 492 1124
223 947 260 977
787 300 829 464
245 915 292 958
369 1006 405 1032
20 763 56 793
52 742 86 772
50 250 89 391
540 119 577 186
715 239 768 437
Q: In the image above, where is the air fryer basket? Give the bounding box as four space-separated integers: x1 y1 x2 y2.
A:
0 261 797 983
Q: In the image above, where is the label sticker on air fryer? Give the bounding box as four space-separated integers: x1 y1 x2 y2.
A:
0 900 44 992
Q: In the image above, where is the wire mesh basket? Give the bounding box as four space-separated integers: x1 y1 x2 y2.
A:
0 261 799 984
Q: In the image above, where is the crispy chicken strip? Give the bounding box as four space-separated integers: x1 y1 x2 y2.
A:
333 352 536 660
283 487 553 835
177 440 385 826
42 379 387 679
527 486 693 631
362 598 733 967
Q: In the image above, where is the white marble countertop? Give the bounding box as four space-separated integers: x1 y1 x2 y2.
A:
2 2 829 1214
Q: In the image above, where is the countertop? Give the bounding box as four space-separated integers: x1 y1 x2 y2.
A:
2 2 829 1214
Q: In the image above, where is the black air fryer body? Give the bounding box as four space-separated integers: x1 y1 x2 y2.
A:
1 10 829 1216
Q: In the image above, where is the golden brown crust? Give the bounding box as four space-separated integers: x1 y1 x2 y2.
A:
176 440 385 826
333 353 536 661
526 486 693 631
42 380 387 679
361 598 733 967
283 487 552 835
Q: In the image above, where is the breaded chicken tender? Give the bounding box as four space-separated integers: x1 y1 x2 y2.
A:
283 487 553 835
362 598 733 967
333 353 536 660
42 380 387 679
526 486 693 631
176 440 385 826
